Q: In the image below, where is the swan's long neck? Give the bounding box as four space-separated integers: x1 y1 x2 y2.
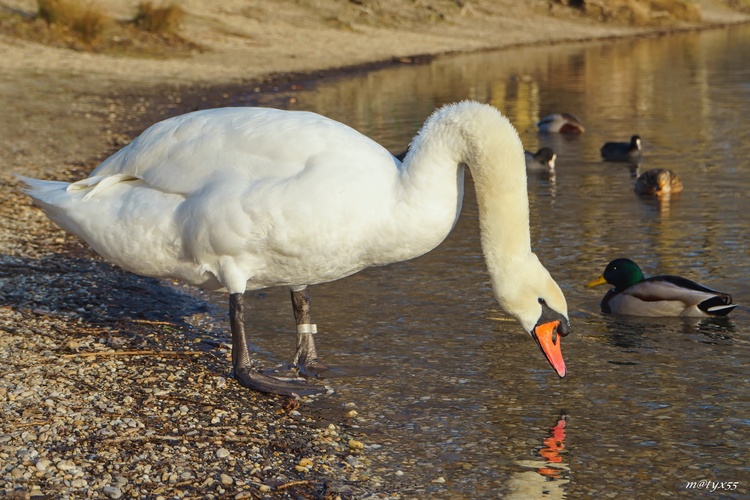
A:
397 102 567 335
471 127 532 263
470 114 536 314
407 101 531 250
405 102 535 308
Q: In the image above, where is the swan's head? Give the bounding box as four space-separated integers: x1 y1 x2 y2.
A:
493 254 570 378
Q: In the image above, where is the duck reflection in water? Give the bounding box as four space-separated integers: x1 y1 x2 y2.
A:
600 314 737 353
507 413 570 499
604 317 651 349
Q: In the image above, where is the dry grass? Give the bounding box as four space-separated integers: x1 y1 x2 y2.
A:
648 0 702 22
134 2 185 35
37 0 111 44
724 0 750 12
554 0 702 25
0 0 200 56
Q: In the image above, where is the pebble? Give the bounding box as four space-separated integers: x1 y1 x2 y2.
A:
0 219 375 499
35 458 51 471
102 486 123 499
57 460 77 471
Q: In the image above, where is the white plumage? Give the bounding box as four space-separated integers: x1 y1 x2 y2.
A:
20 101 570 394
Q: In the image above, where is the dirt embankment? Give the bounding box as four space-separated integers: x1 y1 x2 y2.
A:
1 0 748 174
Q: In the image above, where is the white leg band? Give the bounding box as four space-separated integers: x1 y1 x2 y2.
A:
297 323 317 334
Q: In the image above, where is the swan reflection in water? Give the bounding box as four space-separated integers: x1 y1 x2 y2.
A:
507 413 570 499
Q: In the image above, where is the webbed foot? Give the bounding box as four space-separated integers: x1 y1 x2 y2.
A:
234 366 324 396
298 358 331 378
229 292 324 396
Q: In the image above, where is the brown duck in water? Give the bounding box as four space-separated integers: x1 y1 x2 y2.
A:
634 168 683 196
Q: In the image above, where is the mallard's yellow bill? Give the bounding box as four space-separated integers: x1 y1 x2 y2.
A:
586 275 607 288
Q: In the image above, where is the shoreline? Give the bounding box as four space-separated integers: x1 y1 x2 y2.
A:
2 1 749 174
1 1 749 497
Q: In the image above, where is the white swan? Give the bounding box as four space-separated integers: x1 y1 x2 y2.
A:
19 101 570 395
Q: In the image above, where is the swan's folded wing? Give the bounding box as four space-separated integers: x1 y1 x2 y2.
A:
89 107 396 196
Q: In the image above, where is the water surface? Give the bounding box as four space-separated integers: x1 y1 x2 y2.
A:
226 26 750 498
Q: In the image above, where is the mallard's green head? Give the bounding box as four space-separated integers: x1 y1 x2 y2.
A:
586 258 645 290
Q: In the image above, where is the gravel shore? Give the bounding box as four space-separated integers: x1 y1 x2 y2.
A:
2 1 749 498
1 139 379 499
0 73 384 500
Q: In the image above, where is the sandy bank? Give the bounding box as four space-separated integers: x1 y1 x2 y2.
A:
0 0 748 498
1 0 748 173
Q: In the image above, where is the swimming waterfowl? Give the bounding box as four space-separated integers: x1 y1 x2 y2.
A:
525 147 557 172
19 101 571 395
600 135 642 162
586 258 736 317
536 113 585 134
634 168 683 196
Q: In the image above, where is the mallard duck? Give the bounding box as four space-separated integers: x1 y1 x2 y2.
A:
586 258 736 317
19 101 571 395
600 135 642 162
634 168 683 196
536 113 585 134
524 147 557 172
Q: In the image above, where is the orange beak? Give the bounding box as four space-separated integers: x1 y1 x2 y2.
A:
532 320 566 378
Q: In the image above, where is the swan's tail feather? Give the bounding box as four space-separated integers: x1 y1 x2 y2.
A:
16 175 73 211
17 175 69 198
18 173 140 204
17 174 91 241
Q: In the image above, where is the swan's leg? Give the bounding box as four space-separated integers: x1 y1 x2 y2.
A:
229 293 322 396
290 288 330 377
